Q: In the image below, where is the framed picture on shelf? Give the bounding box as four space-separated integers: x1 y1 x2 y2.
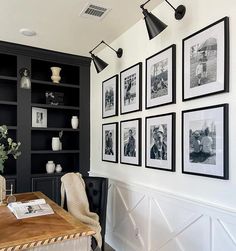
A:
120 63 142 114
146 45 176 109
102 75 118 118
32 107 47 128
183 17 229 101
120 118 141 166
146 113 175 171
182 104 229 179
102 122 118 163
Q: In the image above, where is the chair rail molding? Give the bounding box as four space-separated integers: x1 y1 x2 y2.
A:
89 171 236 251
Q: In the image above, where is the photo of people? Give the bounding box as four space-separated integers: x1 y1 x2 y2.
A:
120 63 142 114
36 112 43 125
150 124 167 160
105 86 114 112
146 114 175 171
190 37 217 88
150 59 168 99
102 123 118 163
124 73 136 106
102 75 118 118
105 130 114 155
120 119 141 166
189 120 216 165
124 127 136 157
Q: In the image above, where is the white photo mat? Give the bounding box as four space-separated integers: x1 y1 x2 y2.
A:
32 107 47 128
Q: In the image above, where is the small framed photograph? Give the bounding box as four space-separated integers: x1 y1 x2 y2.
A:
120 118 141 166
102 75 118 118
182 104 229 179
146 45 176 109
32 107 47 128
146 113 175 171
102 122 118 163
183 17 229 101
120 63 142 114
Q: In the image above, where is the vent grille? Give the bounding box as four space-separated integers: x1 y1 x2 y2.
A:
80 2 111 20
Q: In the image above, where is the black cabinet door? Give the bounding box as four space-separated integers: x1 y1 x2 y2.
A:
32 177 57 202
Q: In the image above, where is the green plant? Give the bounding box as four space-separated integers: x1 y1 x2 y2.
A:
0 125 21 173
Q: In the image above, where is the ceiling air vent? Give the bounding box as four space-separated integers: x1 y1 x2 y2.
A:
80 2 111 20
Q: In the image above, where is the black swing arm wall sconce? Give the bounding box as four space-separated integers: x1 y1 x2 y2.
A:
140 0 186 40
89 40 123 73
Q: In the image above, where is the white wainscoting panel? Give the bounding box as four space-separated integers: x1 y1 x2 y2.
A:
105 179 236 251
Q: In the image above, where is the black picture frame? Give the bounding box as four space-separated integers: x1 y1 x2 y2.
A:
145 44 176 109
145 113 175 172
182 16 229 101
120 118 141 166
102 75 118 118
120 62 142 115
182 104 229 179
102 122 118 163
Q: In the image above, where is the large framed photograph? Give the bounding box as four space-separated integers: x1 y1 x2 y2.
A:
102 122 118 163
120 118 141 166
120 63 142 114
102 75 118 118
146 113 175 171
182 104 229 179
32 107 47 128
183 17 229 101
146 45 176 109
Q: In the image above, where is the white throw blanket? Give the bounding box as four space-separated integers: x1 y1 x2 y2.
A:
61 173 102 249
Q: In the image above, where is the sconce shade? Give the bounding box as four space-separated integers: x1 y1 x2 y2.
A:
143 8 168 40
91 53 108 73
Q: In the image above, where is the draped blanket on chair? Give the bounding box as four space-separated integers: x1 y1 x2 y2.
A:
61 172 102 249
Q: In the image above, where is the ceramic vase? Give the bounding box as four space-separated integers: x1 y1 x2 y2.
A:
55 164 62 173
46 161 55 174
0 175 6 202
52 137 60 151
50 67 61 84
71 116 79 129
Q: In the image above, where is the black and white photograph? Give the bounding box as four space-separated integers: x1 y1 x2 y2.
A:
146 113 175 171
102 75 118 118
182 104 228 179
183 17 229 101
102 122 118 163
120 118 141 166
120 63 142 114
146 45 176 109
32 107 47 128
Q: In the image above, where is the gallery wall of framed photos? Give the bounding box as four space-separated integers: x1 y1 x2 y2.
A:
90 0 235 209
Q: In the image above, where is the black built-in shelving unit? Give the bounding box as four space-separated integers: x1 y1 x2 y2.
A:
0 41 90 204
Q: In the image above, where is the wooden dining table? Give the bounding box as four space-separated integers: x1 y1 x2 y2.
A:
0 191 95 251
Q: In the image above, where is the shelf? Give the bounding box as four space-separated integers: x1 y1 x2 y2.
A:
31 150 80 154
0 75 17 81
31 79 80 89
31 172 66 178
7 126 17 130
31 103 79 110
31 127 79 132
0 101 17 106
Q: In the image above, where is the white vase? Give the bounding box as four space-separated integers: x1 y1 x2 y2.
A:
55 164 62 173
46 161 55 174
71 116 79 129
52 137 60 151
50 67 61 84
0 175 6 202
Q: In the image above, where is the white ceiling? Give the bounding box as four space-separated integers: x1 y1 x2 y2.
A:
0 0 163 57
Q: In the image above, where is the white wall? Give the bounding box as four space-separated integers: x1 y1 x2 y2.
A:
90 0 236 238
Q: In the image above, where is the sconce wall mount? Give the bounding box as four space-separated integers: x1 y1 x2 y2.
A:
89 41 123 73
